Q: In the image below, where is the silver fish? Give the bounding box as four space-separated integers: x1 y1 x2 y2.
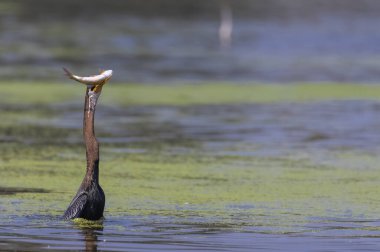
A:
63 67 113 92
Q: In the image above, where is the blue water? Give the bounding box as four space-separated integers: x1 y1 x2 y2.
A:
2 1 380 82
2 215 380 251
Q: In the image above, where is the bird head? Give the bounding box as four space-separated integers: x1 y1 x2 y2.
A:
91 70 113 93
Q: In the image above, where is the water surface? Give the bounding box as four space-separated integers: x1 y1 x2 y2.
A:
1 84 380 251
2 1 380 82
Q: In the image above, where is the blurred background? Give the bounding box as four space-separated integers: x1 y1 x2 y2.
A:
4 1 380 250
2 0 380 83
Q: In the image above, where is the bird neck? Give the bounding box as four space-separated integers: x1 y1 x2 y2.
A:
83 87 101 185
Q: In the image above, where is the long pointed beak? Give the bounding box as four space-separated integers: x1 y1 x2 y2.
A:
91 71 112 93
91 83 105 93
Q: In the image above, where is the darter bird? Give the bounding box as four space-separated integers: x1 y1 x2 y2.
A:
62 67 112 220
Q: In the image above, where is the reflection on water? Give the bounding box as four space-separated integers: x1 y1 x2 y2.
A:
82 229 98 252
2 216 380 251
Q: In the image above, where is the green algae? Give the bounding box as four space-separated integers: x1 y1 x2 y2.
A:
72 218 104 229
0 82 80 105
1 82 380 106
1 82 380 229
2 143 380 226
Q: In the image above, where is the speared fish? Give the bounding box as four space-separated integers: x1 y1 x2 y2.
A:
63 67 113 93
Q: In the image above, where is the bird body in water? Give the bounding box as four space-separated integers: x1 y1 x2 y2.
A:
63 68 112 220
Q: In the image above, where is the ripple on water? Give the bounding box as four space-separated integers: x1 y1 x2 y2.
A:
2 99 380 251
2 215 380 251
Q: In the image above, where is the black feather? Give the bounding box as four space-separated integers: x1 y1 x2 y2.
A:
63 182 105 220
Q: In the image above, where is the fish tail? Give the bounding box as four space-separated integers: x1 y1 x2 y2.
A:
63 67 75 79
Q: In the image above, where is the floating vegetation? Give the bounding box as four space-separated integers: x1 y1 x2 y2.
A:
72 218 104 230
1 82 380 106
0 82 380 227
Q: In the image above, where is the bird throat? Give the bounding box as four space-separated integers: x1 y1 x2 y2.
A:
83 87 101 185
87 89 100 112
